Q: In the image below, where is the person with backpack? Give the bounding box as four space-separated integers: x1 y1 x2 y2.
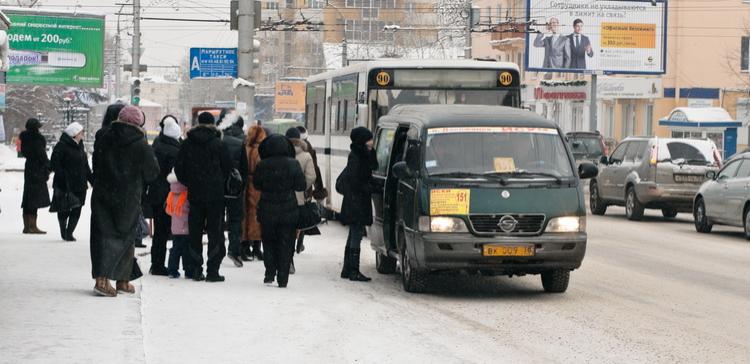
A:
217 109 249 267
337 126 378 282
174 112 232 282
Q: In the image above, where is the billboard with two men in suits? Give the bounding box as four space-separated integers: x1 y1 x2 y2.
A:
525 0 667 75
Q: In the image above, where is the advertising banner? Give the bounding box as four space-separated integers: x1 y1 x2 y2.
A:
526 0 667 74
4 10 105 86
189 48 237 79
275 81 306 113
597 77 662 99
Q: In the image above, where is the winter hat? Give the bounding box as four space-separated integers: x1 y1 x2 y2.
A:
25 118 41 131
64 122 84 137
350 126 373 145
160 114 179 131
118 105 144 126
198 112 215 125
285 127 301 140
162 118 181 140
217 109 239 131
296 126 308 140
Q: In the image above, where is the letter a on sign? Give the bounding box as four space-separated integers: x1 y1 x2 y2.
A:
191 56 200 71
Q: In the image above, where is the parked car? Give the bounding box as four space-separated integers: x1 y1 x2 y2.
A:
566 131 607 165
370 105 598 293
590 137 722 220
693 152 750 239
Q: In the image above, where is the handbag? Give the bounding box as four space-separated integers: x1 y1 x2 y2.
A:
297 201 322 231
49 187 82 213
224 168 244 199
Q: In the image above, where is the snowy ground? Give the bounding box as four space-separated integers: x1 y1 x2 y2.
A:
2 145 750 363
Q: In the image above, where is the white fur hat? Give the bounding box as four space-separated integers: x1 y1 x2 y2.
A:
162 118 181 140
64 122 84 138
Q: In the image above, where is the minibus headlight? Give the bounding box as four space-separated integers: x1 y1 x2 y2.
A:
419 216 469 233
545 216 586 233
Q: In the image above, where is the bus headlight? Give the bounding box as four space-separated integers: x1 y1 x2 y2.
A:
419 216 469 233
545 216 586 233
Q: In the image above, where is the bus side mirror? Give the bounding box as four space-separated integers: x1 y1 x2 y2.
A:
392 161 414 179
706 170 717 180
405 142 420 171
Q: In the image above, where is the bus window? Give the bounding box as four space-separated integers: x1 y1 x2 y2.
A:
343 100 348 131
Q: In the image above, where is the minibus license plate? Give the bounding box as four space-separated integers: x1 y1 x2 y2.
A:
483 244 535 257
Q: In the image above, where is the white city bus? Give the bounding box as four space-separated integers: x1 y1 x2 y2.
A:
305 60 522 212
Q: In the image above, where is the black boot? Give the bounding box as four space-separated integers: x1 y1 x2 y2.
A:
65 212 80 241
348 248 371 282
57 214 67 241
240 241 252 261
251 241 264 261
340 246 351 279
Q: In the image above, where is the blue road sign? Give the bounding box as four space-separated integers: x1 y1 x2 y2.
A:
189 48 238 79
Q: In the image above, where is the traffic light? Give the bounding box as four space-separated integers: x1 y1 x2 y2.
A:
131 78 141 106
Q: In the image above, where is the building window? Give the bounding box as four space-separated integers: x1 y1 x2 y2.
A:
285 0 294 8
742 36 749 72
308 0 325 8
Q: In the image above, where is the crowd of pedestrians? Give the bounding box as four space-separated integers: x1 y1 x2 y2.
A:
18 103 379 296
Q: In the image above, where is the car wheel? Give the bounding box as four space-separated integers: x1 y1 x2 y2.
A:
399 232 427 293
375 252 397 274
541 269 570 293
744 209 750 241
661 208 678 218
693 198 713 233
590 181 607 216
625 187 645 221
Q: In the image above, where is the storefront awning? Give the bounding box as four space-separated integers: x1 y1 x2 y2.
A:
659 107 742 128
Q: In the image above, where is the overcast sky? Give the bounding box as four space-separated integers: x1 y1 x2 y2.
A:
38 0 239 73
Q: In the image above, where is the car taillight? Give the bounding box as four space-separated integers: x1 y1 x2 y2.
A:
649 144 658 165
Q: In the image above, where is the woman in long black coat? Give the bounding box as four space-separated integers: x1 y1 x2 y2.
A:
90 105 159 297
338 126 378 282
253 134 306 288
19 118 51 234
50 122 92 241
90 103 126 282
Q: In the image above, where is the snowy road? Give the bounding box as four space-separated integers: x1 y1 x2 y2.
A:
2 170 750 363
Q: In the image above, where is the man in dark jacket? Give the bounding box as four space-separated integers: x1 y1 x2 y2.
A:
146 115 182 275
19 117 51 234
217 109 249 267
254 134 306 288
339 126 378 282
174 112 232 282
50 122 92 241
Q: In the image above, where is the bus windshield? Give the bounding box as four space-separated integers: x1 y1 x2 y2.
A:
425 127 574 179
374 89 518 115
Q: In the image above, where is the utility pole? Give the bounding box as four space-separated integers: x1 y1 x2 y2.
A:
115 21 121 100
131 0 141 89
237 0 255 122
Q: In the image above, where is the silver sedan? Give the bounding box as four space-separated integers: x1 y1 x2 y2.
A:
693 153 750 239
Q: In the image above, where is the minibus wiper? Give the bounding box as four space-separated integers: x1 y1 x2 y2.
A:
484 171 563 184
430 172 508 184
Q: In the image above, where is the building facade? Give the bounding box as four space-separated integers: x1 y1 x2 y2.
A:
472 0 750 155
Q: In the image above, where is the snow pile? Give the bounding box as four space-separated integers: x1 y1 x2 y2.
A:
0 144 23 171
323 43 465 70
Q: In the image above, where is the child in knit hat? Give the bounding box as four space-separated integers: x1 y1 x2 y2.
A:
165 170 190 279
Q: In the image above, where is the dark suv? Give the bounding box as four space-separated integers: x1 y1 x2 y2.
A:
566 131 607 165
